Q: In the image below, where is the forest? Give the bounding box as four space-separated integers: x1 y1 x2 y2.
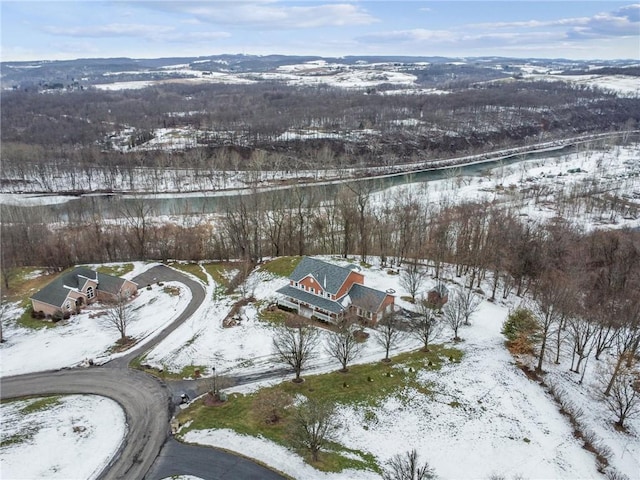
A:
2 76 639 194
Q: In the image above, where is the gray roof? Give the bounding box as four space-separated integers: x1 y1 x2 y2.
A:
289 257 356 295
348 283 388 312
30 267 131 307
277 285 346 314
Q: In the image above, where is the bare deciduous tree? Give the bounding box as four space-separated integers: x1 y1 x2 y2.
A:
120 197 153 259
411 300 443 352
400 262 427 302
442 296 465 342
0 300 8 343
442 287 480 341
375 310 404 362
273 324 320 382
103 293 135 341
530 272 573 372
604 300 640 397
382 449 436 480
599 361 640 430
325 316 363 372
457 287 482 326
288 398 340 462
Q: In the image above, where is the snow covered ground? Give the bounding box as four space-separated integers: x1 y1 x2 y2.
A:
2 139 638 478
0 268 191 376
370 141 640 232
0 395 125 480
163 259 637 479
87 60 640 99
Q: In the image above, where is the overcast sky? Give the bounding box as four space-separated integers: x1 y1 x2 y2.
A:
1 1 639 62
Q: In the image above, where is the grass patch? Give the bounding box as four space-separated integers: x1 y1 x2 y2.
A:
257 308 288 325
95 263 134 277
203 263 234 288
259 256 301 278
169 262 208 284
1 396 63 448
163 285 181 296
2 267 59 303
168 262 242 289
179 365 208 379
1 431 36 448
20 396 61 415
177 345 461 473
16 303 57 330
132 359 207 380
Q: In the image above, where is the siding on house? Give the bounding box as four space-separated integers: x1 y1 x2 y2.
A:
277 257 394 324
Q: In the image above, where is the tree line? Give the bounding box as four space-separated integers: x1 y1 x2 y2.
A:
2 80 638 191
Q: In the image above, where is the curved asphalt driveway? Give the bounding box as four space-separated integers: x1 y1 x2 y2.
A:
1 265 284 480
1 367 170 480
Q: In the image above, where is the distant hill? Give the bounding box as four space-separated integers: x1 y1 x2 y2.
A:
2 54 638 90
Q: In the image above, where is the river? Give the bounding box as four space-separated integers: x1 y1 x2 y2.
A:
1 136 631 223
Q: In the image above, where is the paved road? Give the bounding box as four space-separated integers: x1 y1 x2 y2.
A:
145 438 285 480
1 265 285 480
1 367 171 480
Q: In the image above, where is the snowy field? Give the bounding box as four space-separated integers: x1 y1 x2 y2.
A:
0 395 125 480
165 258 639 479
369 142 640 232
89 60 639 99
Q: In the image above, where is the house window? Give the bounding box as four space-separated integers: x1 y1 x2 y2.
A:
311 288 315 294
87 286 95 299
294 282 298 287
326 293 331 298
65 301 71 310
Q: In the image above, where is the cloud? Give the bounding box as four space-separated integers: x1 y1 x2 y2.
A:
567 4 640 38
358 28 557 50
42 23 230 44
358 29 455 44
148 1 378 29
44 23 176 39
469 18 590 29
166 31 231 43
469 3 639 39
357 3 640 53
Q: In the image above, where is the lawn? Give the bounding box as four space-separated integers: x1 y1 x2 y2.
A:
168 262 209 284
95 263 134 277
168 261 241 289
177 345 462 474
2 267 58 303
259 257 302 278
